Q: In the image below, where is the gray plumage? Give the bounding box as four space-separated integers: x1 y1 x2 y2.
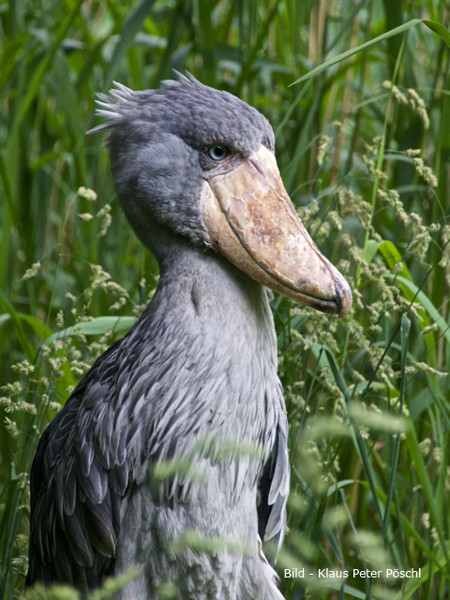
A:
27 76 288 599
27 74 351 599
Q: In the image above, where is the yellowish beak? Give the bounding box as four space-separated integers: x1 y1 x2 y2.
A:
201 146 352 317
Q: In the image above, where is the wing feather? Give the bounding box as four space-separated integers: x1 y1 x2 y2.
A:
257 400 290 559
27 341 125 591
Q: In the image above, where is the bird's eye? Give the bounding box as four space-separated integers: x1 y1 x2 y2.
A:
208 144 229 161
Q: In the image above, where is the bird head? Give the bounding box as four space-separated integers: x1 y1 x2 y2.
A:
91 74 352 317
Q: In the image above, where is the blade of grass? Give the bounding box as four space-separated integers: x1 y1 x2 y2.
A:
387 275 450 346
44 315 137 345
103 0 157 89
325 347 384 524
381 316 409 541
404 422 448 562
423 20 450 47
291 19 421 85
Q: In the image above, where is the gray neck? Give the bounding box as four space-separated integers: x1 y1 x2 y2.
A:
118 239 280 467
157 240 274 340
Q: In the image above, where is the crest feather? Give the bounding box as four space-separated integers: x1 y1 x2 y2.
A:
87 81 139 135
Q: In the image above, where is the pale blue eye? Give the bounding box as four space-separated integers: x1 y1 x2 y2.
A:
208 144 229 161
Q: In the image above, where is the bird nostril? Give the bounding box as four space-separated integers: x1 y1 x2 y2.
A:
248 157 265 176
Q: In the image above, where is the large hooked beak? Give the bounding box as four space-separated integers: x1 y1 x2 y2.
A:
200 146 352 317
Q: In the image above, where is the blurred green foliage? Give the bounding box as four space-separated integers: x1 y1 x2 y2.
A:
0 1 449 598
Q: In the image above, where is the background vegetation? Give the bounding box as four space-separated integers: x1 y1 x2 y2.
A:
0 0 448 598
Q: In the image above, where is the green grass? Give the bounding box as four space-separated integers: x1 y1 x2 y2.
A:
0 1 449 598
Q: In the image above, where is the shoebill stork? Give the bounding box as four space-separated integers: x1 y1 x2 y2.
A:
27 74 351 599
